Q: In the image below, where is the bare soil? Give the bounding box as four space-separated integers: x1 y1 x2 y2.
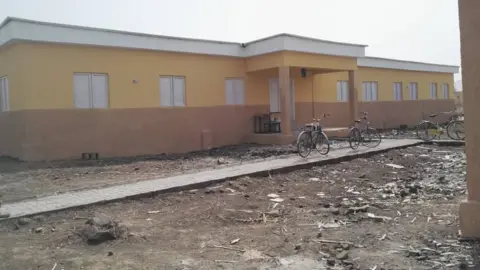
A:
0 145 475 270
0 144 305 203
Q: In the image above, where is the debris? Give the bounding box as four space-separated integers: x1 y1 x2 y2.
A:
336 251 349 260
270 198 284 203
308 177 320 182
267 194 280 198
312 239 354 246
214 260 237 263
318 221 341 229
107 251 113 256
80 214 128 245
147 210 161 214
366 213 392 222
17 217 32 226
346 205 369 215
379 234 387 241
0 213 10 219
386 163 404 169
230 238 240 245
327 258 336 266
217 158 228 165
294 244 302 250
34 227 44 233
210 245 245 253
51 262 57 270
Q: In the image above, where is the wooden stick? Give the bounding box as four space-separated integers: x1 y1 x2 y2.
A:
211 245 245 252
51 263 58 270
312 239 354 245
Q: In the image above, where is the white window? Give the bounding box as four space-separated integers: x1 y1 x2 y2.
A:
442 83 450 99
409 82 418 100
429 83 438 99
362 81 378 101
225 78 245 105
0 76 9 112
336 81 349 102
393 82 403 101
73 73 109 109
159 76 186 107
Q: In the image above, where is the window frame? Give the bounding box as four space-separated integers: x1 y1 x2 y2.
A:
225 77 245 105
362 81 378 102
429 83 438 100
393 82 403 101
442 83 450 99
409 82 418 100
73 72 110 109
159 75 186 107
336 80 349 102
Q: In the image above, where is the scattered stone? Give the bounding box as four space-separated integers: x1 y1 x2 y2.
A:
17 217 32 226
205 189 215 194
188 189 197 194
316 232 322 238
346 205 369 215
34 227 44 233
341 243 351 250
336 251 349 260
385 163 404 169
80 214 128 245
217 158 227 165
326 258 336 266
108 251 113 256
294 244 302 250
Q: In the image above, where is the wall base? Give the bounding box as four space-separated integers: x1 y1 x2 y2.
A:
460 200 480 238
248 134 296 145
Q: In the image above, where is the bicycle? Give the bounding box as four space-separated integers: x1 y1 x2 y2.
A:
348 112 382 150
296 113 330 158
416 111 465 141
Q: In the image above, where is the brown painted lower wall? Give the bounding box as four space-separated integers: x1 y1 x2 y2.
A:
3 106 269 161
0 99 456 161
295 100 455 130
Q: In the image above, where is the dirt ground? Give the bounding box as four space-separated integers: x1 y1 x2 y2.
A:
0 144 307 203
0 144 474 270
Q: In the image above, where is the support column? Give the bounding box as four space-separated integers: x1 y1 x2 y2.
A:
348 70 359 123
279 66 292 136
459 0 480 238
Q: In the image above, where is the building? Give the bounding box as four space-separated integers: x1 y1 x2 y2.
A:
0 17 458 161
458 0 480 238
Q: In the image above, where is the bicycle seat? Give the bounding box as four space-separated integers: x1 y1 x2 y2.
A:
430 113 437 118
361 116 367 120
354 120 361 123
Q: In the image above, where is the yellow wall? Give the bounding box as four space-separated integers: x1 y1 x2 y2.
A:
0 45 30 110
1 42 456 110
315 68 455 102
10 43 246 110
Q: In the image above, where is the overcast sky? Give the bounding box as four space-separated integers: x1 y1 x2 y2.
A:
0 0 461 81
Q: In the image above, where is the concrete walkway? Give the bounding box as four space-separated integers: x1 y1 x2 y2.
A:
1 139 422 220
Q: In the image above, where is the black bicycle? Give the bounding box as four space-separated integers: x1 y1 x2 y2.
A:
296 113 330 158
348 112 382 150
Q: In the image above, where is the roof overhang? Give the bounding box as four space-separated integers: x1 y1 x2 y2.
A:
358 57 459 74
0 17 366 58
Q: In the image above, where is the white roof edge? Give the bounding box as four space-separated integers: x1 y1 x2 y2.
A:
244 33 368 48
0 17 366 58
0 17 458 74
358 57 459 74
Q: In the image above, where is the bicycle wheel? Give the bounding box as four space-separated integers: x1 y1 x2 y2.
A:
297 131 313 158
446 120 465 140
416 121 438 141
314 132 330 155
361 127 382 148
348 127 361 150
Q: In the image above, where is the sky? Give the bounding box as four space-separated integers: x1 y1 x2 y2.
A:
0 0 462 83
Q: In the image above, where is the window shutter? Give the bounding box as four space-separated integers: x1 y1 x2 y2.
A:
73 73 91 108
225 79 234 105
234 79 245 105
336 81 342 101
372 82 378 101
173 77 186 106
91 74 109 108
3 78 9 111
159 77 173 106
343 81 349 101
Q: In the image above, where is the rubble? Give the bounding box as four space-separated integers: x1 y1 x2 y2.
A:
79 213 128 245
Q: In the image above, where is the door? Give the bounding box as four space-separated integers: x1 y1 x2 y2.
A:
269 78 294 116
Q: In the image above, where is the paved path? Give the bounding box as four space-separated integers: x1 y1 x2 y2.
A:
0 139 421 219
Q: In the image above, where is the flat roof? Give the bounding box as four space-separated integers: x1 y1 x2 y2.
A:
0 17 459 73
